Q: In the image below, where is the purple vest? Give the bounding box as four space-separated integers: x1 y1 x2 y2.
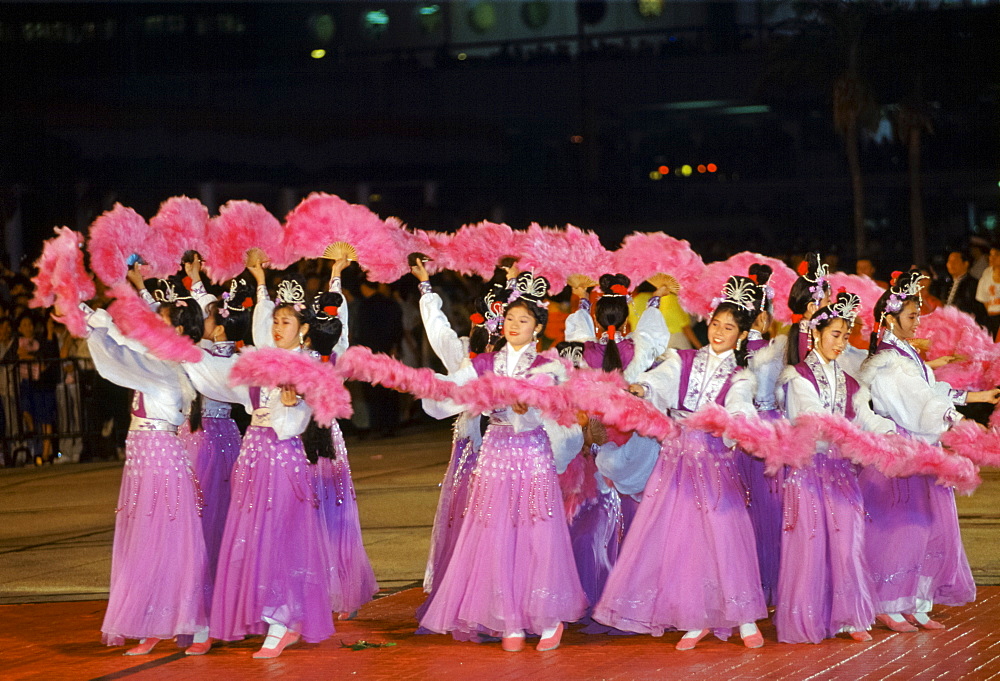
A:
582 338 635 371
471 349 550 377
793 361 859 420
675 348 735 413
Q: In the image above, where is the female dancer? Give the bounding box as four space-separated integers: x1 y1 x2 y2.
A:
774 290 894 644
419 272 587 652
183 262 335 658
786 252 831 366
859 271 997 630
302 261 379 620
593 275 767 650
561 273 669 607
71 276 211 655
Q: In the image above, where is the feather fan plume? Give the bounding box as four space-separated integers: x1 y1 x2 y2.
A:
203 201 284 282
147 196 210 276
88 204 157 285
434 221 522 278
612 232 705 308
105 282 202 363
688 252 796 321
516 223 613 291
30 227 95 337
920 306 1000 390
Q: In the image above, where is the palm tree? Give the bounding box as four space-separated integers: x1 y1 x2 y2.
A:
888 78 933 267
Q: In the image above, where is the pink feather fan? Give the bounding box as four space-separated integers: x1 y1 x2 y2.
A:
105 282 202 363
230 347 353 422
827 272 885 334
398 227 451 274
919 306 1000 390
203 201 284 282
434 221 523 279
612 232 705 308
88 204 159 285
147 196 210 277
515 223 614 291
30 227 95 338
283 193 410 282
687 252 797 321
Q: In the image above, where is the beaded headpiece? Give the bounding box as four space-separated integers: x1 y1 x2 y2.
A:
276 278 307 311
219 276 254 318
796 252 830 306
884 270 925 315
152 279 194 308
810 290 861 329
506 271 551 309
482 286 505 334
310 292 341 324
711 275 757 313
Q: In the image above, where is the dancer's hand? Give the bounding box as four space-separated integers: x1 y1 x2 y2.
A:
410 258 429 282
926 355 956 369
329 256 350 281
628 384 646 398
512 402 528 415
125 263 145 291
248 261 267 286
968 388 1000 405
280 385 300 406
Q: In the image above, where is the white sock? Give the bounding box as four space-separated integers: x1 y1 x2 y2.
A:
912 612 932 625
681 629 707 639
193 627 210 644
885 613 907 623
262 622 287 649
540 625 559 639
502 630 525 639
739 623 759 637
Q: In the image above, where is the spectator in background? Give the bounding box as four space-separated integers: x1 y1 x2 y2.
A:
855 259 888 289
975 245 1000 340
352 278 404 438
969 236 990 279
17 313 59 465
0 316 16 466
943 249 986 326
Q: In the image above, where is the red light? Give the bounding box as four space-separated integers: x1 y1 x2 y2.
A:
707 163 717 173
697 164 706 174
658 165 669 175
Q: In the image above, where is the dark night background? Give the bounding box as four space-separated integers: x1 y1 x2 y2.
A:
1 0 998 274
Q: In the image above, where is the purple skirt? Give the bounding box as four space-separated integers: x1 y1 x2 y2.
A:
593 428 766 636
774 452 875 643
315 423 379 614
101 430 211 646
570 485 623 608
419 423 588 637
859 469 975 613
210 426 335 644
179 417 241 576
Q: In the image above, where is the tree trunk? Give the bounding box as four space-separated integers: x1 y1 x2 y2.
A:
845 118 866 259
909 126 926 267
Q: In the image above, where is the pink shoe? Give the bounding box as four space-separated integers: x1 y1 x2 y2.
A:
124 638 161 656
741 631 764 649
876 614 918 633
675 630 709 651
536 623 564 652
338 610 358 621
252 631 300 659
501 636 525 652
849 630 873 642
904 614 945 630
185 639 213 656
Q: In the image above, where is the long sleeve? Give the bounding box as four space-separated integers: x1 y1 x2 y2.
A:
86 326 179 397
563 306 597 343
420 362 477 420
267 389 313 440
190 279 217 318
252 285 276 348
783 370 829 422
851 383 897 434
861 352 962 442
724 369 757 418
633 349 681 413
418 287 466 374
595 433 660 496
544 420 585 475
182 351 253 412
623 304 670 383
330 276 350 359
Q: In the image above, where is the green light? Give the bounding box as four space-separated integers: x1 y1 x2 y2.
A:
719 105 771 115
419 4 440 15
365 10 389 26
662 100 729 111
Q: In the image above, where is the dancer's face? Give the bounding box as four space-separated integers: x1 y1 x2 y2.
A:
272 307 308 350
813 318 849 362
892 301 921 340
707 310 746 354
502 303 541 351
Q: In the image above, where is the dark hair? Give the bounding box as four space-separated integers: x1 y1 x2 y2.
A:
556 341 585 367
787 252 830 317
748 263 773 316
950 248 971 265
710 301 755 368
868 270 922 356
494 298 547 351
214 272 256 346
596 273 631 373
468 294 493 356
306 292 345 358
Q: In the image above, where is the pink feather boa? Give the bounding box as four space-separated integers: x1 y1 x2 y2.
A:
203 200 284 282
88 204 158 285
282 193 410 282
333 346 455 402
434 221 523 279
516 223 614 291
30 227 95 337
229 348 353 423
105 282 202 363
688 252 797 322
147 196 209 278
612 232 705 308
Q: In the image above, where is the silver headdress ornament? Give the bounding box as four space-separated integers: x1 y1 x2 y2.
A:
152 279 193 308
276 279 307 311
219 277 252 318
711 276 757 313
310 293 341 323
482 287 505 334
507 271 551 308
811 291 861 328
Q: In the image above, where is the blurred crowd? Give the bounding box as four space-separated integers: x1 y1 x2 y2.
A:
4 236 999 468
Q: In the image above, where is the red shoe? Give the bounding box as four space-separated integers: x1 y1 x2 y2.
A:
904 614 945 630
741 631 764 649
675 629 709 651
876 614 918 633
185 639 213 656
501 636 525 652
252 631 300 659
124 638 161 656
536 623 564 652
849 630 873 642
338 610 358 621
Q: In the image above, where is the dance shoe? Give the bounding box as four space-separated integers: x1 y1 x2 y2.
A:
501 636 525 652
338 610 358 621
536 623 564 652
124 638 162 656
675 629 709 651
741 631 764 649
904 614 945 630
876 614 918 633
849 630 873 642
185 639 213 656
252 631 300 659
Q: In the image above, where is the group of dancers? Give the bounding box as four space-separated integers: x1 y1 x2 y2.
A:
52 240 995 657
